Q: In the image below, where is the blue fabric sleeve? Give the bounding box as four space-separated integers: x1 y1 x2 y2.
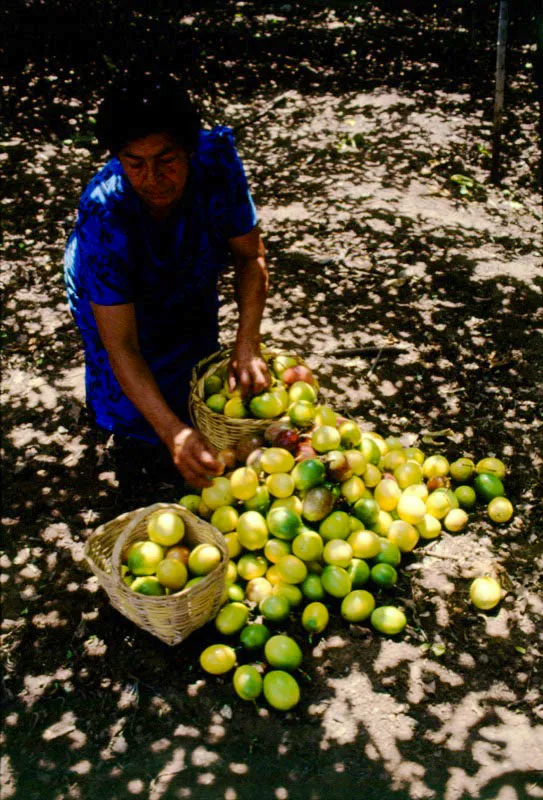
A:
207 127 259 239
76 206 135 305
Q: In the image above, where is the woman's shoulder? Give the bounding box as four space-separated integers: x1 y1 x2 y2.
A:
194 125 241 170
77 159 136 230
80 159 134 213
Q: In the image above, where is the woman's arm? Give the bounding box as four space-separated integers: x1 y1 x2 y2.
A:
91 301 220 488
227 226 271 396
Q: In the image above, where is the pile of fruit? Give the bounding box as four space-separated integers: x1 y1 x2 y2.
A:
175 360 514 711
120 511 223 596
203 353 319 420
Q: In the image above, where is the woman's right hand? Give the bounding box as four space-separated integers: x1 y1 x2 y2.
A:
167 424 222 489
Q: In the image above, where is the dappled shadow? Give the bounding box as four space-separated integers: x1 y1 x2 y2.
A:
2 2 543 799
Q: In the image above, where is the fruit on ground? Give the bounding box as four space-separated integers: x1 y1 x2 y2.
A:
263 670 301 710
322 538 353 568
321 564 352 598
215 602 250 635
259 594 291 622
347 558 371 587
276 554 308 584
302 486 335 522
397 494 426 525
292 529 324 561
229 467 259 501
266 507 302 540
450 457 475 482
371 606 407 635
341 589 375 622
202 477 234 510
454 485 477 511
476 457 506 479
422 454 450 479
260 447 295 474
200 644 237 675
178 494 202 513
233 665 263 701
236 511 269 550
469 576 502 610
240 623 271 650
301 601 329 633
370 563 398 588
386 520 419 552
312 425 341 453
245 577 273 604
443 508 469 532
474 473 506 502
291 458 326 491
272 581 303 608
264 634 303 670
487 497 514 523
236 553 268 581
211 506 239 534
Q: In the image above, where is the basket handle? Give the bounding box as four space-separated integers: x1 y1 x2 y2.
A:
190 348 231 386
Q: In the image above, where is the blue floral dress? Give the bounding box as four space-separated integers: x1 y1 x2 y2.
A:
64 126 258 443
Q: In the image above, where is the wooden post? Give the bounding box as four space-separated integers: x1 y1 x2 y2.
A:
491 0 509 183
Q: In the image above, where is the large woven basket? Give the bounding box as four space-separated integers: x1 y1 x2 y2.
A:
85 502 228 646
189 347 314 451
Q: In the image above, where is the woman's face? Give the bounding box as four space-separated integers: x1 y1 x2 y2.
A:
118 132 190 218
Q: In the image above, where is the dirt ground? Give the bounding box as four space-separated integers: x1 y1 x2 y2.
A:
2 3 543 799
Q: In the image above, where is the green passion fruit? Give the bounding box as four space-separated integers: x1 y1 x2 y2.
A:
233 665 263 701
263 670 300 711
301 602 329 634
240 623 272 650
474 473 505 502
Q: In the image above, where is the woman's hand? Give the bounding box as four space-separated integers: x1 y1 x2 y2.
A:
228 339 270 398
167 424 222 489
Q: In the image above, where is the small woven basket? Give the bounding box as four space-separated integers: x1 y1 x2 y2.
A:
189 347 313 451
85 502 228 646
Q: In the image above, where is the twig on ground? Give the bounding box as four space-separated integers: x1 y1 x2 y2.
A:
367 347 384 376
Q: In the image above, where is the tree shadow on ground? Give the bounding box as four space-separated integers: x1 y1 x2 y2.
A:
2 3 542 799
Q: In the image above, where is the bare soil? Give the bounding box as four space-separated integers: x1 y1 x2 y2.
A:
1 3 542 799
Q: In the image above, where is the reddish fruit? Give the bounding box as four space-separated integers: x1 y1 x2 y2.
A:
325 451 353 483
381 472 397 482
166 545 190 565
282 365 315 386
236 434 265 464
274 428 300 453
264 420 295 446
427 476 449 492
218 447 238 471
295 440 318 461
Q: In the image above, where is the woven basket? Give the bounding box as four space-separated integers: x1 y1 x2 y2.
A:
85 502 228 646
189 347 314 451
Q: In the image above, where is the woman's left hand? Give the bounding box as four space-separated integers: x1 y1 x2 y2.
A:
228 340 271 398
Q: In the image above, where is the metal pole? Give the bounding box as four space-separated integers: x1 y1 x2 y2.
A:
491 0 509 183
535 0 543 195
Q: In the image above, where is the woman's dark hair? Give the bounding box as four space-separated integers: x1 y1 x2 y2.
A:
96 74 201 155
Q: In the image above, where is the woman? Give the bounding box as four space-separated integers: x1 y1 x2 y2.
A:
64 75 270 489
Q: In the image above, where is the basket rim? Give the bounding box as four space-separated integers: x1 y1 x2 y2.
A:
86 502 228 597
189 347 310 417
